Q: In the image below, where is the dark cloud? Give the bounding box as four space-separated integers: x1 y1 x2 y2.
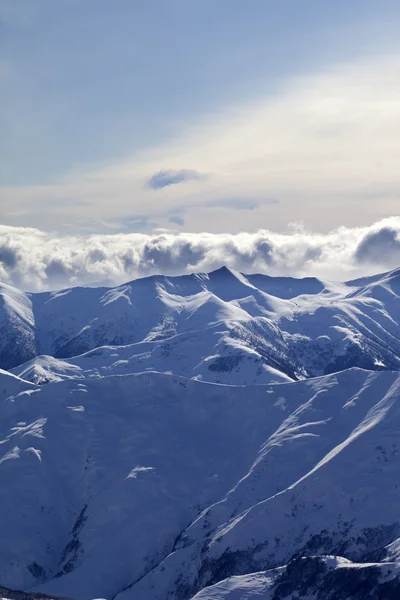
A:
146 169 204 190
44 259 75 284
88 248 107 263
140 236 206 272
0 245 18 269
355 225 400 264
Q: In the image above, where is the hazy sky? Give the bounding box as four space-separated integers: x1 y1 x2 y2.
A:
1 0 400 236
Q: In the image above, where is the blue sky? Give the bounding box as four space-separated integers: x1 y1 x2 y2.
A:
1 0 400 234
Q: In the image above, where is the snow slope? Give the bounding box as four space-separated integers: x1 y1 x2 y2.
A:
0 284 36 370
0 368 400 599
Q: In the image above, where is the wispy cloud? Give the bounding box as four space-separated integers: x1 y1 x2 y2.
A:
204 198 264 210
168 215 185 226
122 218 159 232
0 217 399 291
146 169 205 190
1 53 400 233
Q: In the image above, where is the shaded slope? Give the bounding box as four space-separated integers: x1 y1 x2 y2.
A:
0 369 400 599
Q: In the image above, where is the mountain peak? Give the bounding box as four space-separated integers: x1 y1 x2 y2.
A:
206 265 237 279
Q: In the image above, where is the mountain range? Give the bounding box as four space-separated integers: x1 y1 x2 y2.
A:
1 267 400 599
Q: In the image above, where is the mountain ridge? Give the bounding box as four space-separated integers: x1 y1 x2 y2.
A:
2 266 400 384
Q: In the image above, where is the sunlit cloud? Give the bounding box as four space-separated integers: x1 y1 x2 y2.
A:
0 217 399 291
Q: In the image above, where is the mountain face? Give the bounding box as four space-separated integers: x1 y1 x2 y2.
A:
189 556 400 600
1 268 400 600
0 284 36 370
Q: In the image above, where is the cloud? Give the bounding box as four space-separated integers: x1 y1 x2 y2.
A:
2 51 400 234
146 169 205 190
204 198 263 210
0 246 18 269
165 197 263 220
355 222 400 264
0 217 399 291
46 199 92 208
122 218 159 233
169 215 185 226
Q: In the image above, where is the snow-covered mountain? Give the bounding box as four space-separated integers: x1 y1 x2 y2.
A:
1 267 400 599
5 266 400 385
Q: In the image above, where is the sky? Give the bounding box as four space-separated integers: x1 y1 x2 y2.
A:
1 1 400 288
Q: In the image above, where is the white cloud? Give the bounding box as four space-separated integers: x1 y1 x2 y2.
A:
1 52 400 233
0 217 399 291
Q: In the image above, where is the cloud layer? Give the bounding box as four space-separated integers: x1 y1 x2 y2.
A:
1 217 399 291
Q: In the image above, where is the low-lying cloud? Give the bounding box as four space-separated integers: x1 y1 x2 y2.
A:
0 217 399 292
